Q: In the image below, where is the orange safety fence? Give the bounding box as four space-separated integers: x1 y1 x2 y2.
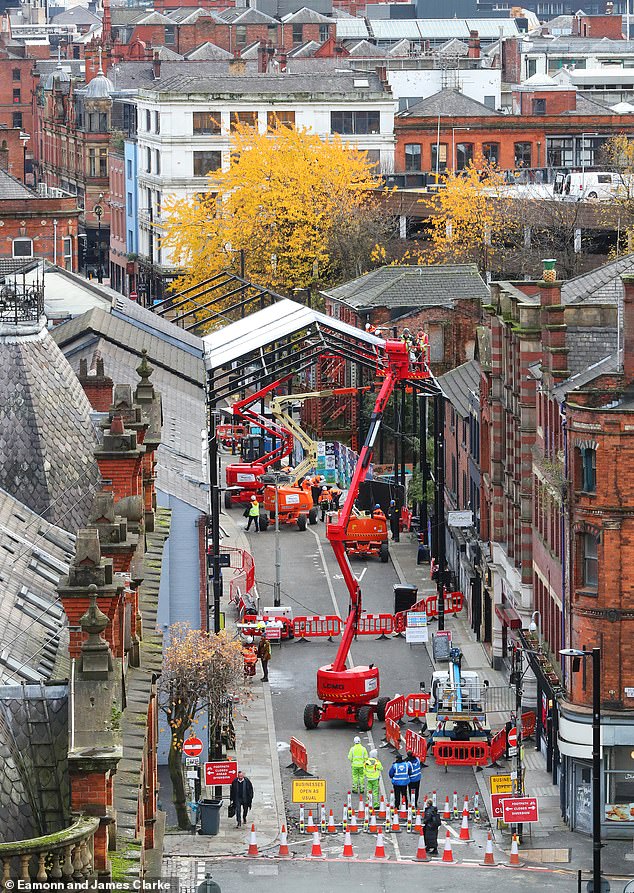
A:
385 718 401 750
522 711 536 739
489 728 506 764
356 613 394 636
290 736 309 773
385 694 406 722
405 693 431 718
405 729 428 763
434 741 490 768
425 591 464 619
292 615 342 638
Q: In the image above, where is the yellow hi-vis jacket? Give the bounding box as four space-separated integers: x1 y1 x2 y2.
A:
364 757 382 780
348 742 368 768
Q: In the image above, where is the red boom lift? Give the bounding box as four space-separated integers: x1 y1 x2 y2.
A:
303 339 431 731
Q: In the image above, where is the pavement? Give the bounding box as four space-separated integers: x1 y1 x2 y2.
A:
162 511 634 889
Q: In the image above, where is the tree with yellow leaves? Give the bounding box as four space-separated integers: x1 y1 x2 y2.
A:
161 124 394 296
599 133 634 250
160 623 244 829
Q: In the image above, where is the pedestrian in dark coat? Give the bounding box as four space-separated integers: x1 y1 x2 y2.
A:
388 500 400 542
423 799 441 854
229 770 254 828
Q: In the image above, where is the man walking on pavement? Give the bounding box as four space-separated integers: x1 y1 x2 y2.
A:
388 500 400 542
364 748 382 810
388 752 410 809
229 770 254 828
348 735 368 794
245 495 260 532
256 634 271 681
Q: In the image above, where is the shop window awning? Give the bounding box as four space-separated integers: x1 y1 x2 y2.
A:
495 602 522 630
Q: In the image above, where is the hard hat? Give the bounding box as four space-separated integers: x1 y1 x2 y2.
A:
244 635 253 644
353 736 361 744
322 485 328 490
375 503 381 509
370 749 378 759
250 495 257 501
390 499 395 505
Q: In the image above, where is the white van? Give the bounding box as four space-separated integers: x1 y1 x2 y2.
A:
553 171 622 200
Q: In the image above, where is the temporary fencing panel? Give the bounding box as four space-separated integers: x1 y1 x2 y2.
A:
489 728 506 764
356 614 394 636
224 547 256 604
385 695 406 722
521 711 536 739
385 718 401 750
290 736 309 773
405 693 431 718
405 729 428 763
393 612 407 634
425 591 464 619
433 741 490 768
292 616 341 638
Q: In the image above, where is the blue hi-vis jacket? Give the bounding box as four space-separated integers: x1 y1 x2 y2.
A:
389 760 410 786
408 757 422 783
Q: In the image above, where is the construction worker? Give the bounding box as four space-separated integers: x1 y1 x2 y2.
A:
245 495 260 532
363 748 382 810
319 485 331 521
388 500 400 542
347 735 368 794
388 753 410 809
406 750 422 809
330 483 342 510
310 475 321 506
372 503 386 521
301 476 312 494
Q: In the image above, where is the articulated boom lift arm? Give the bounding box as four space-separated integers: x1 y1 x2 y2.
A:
231 376 293 469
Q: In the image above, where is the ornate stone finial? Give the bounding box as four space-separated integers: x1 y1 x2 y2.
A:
73 528 101 568
80 584 109 638
89 489 116 525
136 349 154 385
97 45 104 75
78 584 113 679
110 414 125 436
542 258 557 283
57 46 62 68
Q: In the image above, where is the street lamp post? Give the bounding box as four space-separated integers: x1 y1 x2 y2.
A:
260 471 291 607
529 610 542 650
19 131 30 184
452 127 471 172
94 192 104 284
560 647 602 893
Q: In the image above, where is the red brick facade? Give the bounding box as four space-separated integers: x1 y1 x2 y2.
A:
0 191 80 269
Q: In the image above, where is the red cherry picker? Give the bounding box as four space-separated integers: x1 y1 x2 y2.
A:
303 339 433 731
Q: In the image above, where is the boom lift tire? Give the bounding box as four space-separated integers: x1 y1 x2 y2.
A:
297 515 307 531
376 696 390 722
379 542 389 563
224 491 233 509
259 516 269 532
309 507 318 525
357 706 373 731
304 704 321 730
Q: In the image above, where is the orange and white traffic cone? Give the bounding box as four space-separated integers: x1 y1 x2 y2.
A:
413 810 423 834
306 810 318 833
247 824 259 857
416 832 429 862
481 831 495 866
368 811 378 834
442 796 451 820
378 795 387 820
278 825 290 858
349 812 359 834
373 830 387 860
441 830 454 863
392 809 401 833
508 833 522 866
310 831 324 858
327 809 337 834
459 809 472 841
399 800 408 822
342 829 355 858
357 795 365 820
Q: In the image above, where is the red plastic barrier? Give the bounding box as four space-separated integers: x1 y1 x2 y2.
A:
385 695 406 722
385 718 401 750
357 613 394 636
425 591 464 619
434 741 490 768
405 693 431 718
489 728 506 764
522 711 536 740
290 736 308 773
224 547 256 605
400 506 412 532
405 729 428 763
292 616 341 638
393 612 407 634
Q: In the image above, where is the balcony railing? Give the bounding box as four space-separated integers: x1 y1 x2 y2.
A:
0 816 100 888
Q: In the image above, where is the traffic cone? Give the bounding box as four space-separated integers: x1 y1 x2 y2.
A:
459 809 472 841
357 795 365 820
442 796 451 820
413 810 423 834
509 833 522 866
373 830 387 860
399 800 408 821
378 795 387 820
463 794 470 815
327 809 337 834
349 812 359 834
481 831 495 866
310 831 324 858
247 824 259 857
392 809 401 833
306 810 317 833
441 830 454 863
416 832 429 862
278 825 290 858
368 811 378 833
342 830 355 858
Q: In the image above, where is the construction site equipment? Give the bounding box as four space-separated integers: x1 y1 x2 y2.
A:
426 646 491 752
343 513 389 562
217 423 247 450
303 340 434 732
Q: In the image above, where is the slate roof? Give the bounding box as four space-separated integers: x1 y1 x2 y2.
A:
220 7 277 24
0 169 35 200
152 45 184 61
567 92 614 115
566 325 618 377
51 5 101 25
0 323 100 532
347 39 387 57
282 6 334 23
138 69 390 98
398 88 502 118
184 42 233 61
130 11 172 25
166 7 224 23
436 37 469 55
325 264 490 311
562 253 634 305
438 359 479 417
287 40 321 58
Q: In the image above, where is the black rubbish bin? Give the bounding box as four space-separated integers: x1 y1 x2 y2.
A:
198 798 223 836
394 583 418 614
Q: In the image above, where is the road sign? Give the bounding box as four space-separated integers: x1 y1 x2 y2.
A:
406 611 428 643
507 726 518 748
185 756 200 767
183 737 204 757
490 774 514 794
129 291 138 301
490 794 511 819
292 778 327 803
204 760 238 785
502 797 539 823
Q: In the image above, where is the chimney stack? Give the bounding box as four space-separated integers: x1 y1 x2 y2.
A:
468 30 481 59
540 259 569 384
621 275 634 385
257 39 268 73
152 50 161 79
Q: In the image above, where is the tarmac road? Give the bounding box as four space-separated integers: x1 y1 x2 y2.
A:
241 515 484 859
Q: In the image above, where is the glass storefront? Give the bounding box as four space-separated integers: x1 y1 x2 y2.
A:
605 745 634 824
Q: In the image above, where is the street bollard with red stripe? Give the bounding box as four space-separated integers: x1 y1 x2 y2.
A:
299 804 305 834
363 805 369 832
320 804 327 834
406 805 413 833
432 790 437 808
453 791 459 820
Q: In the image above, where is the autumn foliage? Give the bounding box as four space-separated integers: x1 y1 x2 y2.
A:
161 123 389 294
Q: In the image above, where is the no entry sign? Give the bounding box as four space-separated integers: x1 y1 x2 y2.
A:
183 737 203 757
502 797 539 823
507 726 518 748
205 760 238 785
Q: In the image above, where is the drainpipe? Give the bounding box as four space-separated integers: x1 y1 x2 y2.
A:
560 398 568 687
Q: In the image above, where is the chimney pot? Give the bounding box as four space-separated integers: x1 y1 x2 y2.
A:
152 51 161 79
110 414 125 436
